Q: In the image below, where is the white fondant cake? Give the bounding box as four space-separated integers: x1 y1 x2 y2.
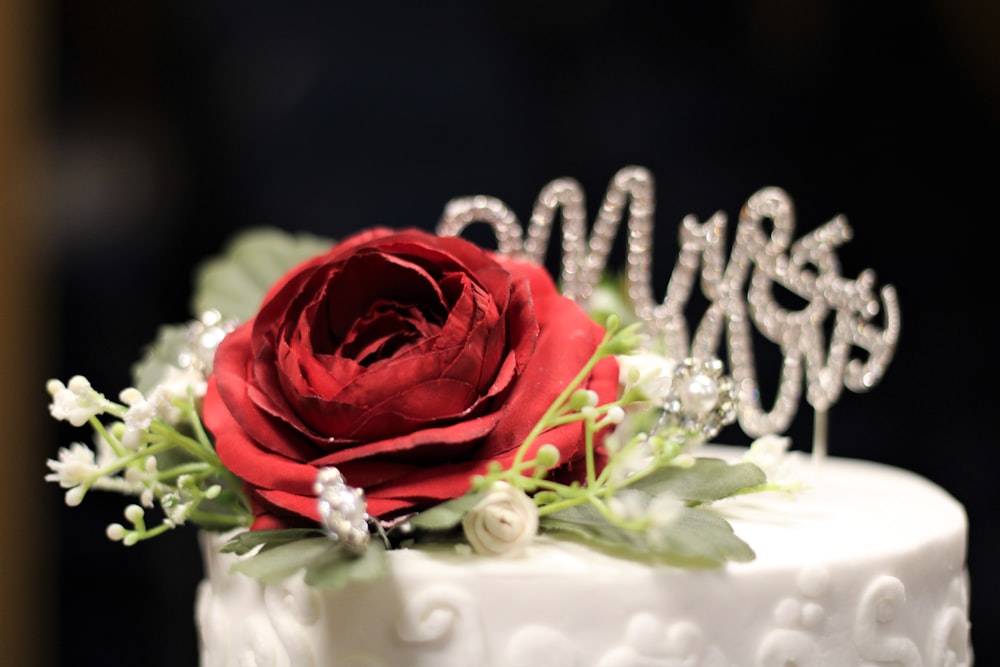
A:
196 446 972 666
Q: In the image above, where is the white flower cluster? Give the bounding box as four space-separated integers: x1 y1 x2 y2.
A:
44 313 248 545
47 376 104 427
608 488 685 549
742 434 800 487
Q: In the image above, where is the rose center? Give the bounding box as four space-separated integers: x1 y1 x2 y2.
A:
338 300 442 366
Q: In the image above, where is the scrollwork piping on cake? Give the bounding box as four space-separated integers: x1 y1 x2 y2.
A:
926 574 972 667
756 629 820 667
595 614 731 667
505 625 580 667
261 578 322 667
854 575 923 666
755 565 826 667
395 585 487 664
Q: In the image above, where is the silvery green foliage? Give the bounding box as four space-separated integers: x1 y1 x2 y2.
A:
193 227 334 322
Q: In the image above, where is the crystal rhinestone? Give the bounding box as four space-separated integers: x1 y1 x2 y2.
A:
314 467 371 554
180 310 237 374
659 357 738 444
678 373 718 416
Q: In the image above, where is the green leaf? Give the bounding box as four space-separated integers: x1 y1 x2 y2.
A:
403 492 484 532
228 535 389 590
653 506 756 565
130 323 197 396
540 503 646 550
221 528 325 555
229 536 340 584
192 227 334 322
630 458 766 504
304 540 389 589
540 502 755 568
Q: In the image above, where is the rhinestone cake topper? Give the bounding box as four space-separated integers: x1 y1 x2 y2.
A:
437 166 900 461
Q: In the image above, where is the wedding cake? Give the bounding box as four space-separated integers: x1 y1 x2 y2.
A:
46 167 972 666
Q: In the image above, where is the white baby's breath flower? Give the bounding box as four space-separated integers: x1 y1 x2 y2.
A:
605 435 656 484
645 494 685 549
47 376 104 427
45 442 99 487
122 465 156 506
160 490 192 526
132 365 207 425
672 453 696 469
743 434 796 485
123 394 156 433
462 481 538 557
608 488 649 522
120 428 145 451
158 365 208 403
609 489 683 549
616 352 677 403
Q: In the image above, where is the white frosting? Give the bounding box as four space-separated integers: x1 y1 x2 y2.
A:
196 446 972 666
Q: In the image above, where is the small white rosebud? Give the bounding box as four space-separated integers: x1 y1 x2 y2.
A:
462 481 538 557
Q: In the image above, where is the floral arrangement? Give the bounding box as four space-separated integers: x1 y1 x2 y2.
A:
46 226 788 588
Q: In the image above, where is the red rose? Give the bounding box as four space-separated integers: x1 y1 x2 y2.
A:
203 228 619 530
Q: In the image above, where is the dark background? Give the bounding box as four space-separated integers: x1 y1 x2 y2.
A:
35 2 996 665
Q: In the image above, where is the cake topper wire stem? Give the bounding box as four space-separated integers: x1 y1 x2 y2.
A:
813 408 828 471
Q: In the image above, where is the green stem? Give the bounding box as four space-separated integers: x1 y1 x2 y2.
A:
90 440 176 481
89 415 126 458
155 461 215 482
186 509 250 528
512 327 615 469
584 415 597 486
131 523 173 542
147 423 223 468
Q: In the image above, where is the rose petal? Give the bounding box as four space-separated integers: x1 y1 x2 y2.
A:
204 228 621 528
